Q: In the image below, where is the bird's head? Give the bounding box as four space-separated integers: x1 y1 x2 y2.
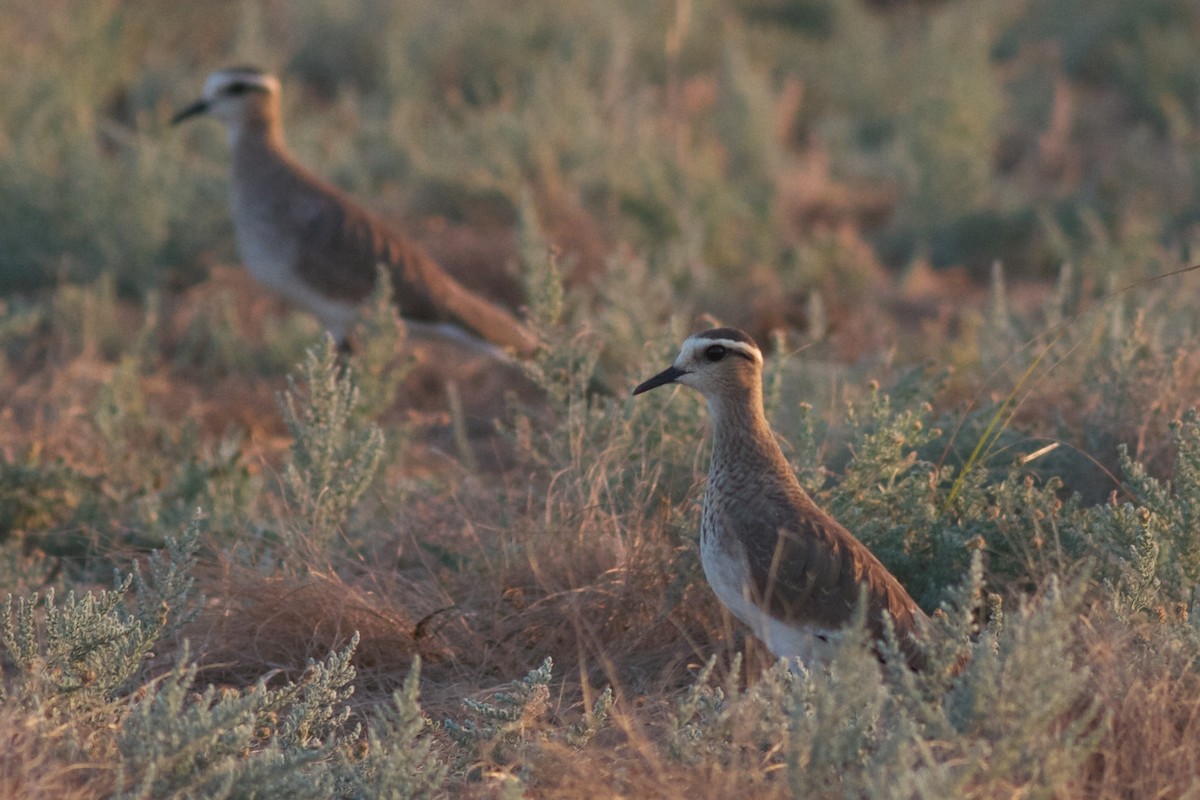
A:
172 67 282 136
633 327 764 403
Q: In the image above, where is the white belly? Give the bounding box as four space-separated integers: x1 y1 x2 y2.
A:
700 533 835 665
230 210 359 341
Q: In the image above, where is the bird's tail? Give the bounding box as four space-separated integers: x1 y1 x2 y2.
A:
388 238 541 358
432 274 540 358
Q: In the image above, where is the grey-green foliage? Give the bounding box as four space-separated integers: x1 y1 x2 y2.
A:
868 566 1100 797
1090 501 1167 622
52 272 125 359
1 576 156 707
347 656 447 800
785 0 1008 243
668 632 913 796
444 656 611 771
129 512 204 641
836 383 942 503
565 685 614 748
1 517 205 707
351 266 409 419
279 337 385 550
509 236 709 529
811 378 1091 604
445 656 554 763
938 576 1104 796
702 34 779 272
93 352 152 473
275 632 360 752
518 198 593 410
2 519 443 798
1087 409 1200 616
519 189 564 332
114 636 360 800
789 632 914 797
825 384 961 604
0 6 217 296
666 654 792 768
83 323 260 534
0 451 106 540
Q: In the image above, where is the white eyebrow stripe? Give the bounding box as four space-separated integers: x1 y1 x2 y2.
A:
680 337 763 364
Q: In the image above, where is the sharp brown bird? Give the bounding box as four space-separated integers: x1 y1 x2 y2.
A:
173 67 539 356
634 327 928 668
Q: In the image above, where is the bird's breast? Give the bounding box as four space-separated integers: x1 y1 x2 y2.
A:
229 188 300 292
228 186 358 339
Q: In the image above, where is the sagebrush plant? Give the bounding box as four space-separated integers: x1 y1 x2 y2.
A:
279 337 385 555
1 519 201 708
1088 409 1200 617
50 273 125 360
112 640 354 800
2 576 158 708
444 655 613 786
506 210 708 544
348 656 446 800
84 342 261 538
349 266 410 420
444 656 555 769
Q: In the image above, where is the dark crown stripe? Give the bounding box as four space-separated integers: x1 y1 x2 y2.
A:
224 65 268 77
697 327 758 348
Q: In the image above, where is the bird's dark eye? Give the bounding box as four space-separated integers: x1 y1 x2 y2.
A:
705 344 727 362
226 82 250 95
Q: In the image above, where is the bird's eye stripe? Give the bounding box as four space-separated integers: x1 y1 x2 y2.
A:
693 340 759 363
223 81 268 96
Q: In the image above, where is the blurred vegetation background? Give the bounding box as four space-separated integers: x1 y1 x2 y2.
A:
5 0 1200 297
6 0 1200 483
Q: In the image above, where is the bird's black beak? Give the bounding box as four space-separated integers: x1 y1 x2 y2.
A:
633 365 687 395
171 99 210 125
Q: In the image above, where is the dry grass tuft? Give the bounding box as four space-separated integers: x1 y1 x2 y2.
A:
1079 617 1200 799
0 707 105 800
185 564 447 704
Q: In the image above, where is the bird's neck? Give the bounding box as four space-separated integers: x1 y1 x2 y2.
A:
228 117 287 158
706 386 793 478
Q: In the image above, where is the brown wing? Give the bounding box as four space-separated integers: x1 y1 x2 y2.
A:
283 163 538 355
732 482 926 659
286 176 440 314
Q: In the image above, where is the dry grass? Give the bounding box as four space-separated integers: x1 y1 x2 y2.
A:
0 708 105 800
1076 616 1200 799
